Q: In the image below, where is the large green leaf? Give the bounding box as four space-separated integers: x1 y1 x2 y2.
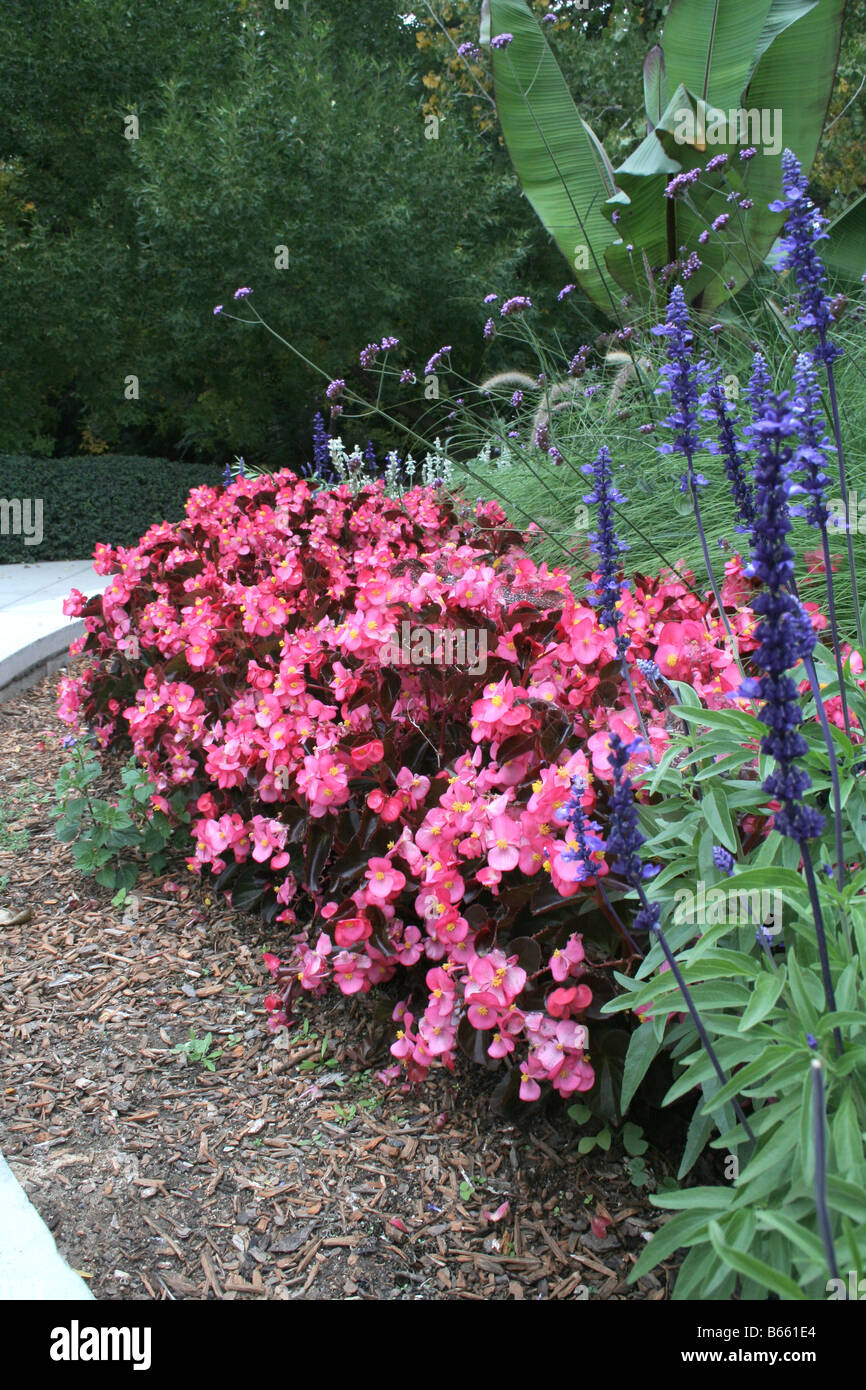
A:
824 191 866 282
642 45 668 133
609 87 752 305
481 0 619 315
661 0 776 109
733 0 847 305
708 1220 808 1299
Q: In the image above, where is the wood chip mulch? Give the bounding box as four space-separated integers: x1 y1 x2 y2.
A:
0 667 678 1300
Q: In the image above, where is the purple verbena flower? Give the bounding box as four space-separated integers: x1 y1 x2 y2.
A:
500 296 532 317
359 343 379 368
558 284 576 301
425 346 451 375
665 168 700 199
233 287 252 299
326 378 345 401
681 251 703 281
490 33 514 49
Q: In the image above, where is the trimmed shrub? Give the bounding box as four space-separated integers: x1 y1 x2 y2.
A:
0 456 221 563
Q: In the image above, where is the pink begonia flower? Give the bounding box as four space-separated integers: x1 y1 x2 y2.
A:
466 990 502 1030
62 588 86 617
396 767 430 808
418 1015 456 1055
549 934 586 982
393 924 423 966
519 1057 545 1101
488 1029 516 1058
482 1201 510 1223
332 950 370 995
349 739 384 770
334 915 372 947
546 984 592 1018
486 813 521 872
365 857 406 900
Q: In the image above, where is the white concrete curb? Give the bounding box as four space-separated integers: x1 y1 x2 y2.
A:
0 1153 94 1300
0 561 110 698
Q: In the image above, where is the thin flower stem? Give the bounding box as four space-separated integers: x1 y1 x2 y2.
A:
688 473 744 679
822 347 863 649
817 524 852 738
595 875 642 958
641 891 756 1145
620 652 653 761
801 653 851 952
810 1057 841 1285
800 846 843 1057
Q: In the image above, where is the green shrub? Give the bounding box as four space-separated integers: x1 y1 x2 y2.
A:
0 454 221 562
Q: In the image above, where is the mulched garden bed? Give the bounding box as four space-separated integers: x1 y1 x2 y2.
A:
0 667 678 1301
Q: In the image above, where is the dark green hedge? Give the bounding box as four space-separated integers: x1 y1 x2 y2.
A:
0 455 223 563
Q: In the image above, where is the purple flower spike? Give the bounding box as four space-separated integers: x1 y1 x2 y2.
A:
740 392 823 843
582 445 629 655
769 150 841 365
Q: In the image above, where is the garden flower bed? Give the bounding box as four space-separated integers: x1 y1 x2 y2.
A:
0 673 678 1301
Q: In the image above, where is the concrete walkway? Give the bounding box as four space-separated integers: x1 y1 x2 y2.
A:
0 560 110 699
0 1156 94 1300
1 560 104 1298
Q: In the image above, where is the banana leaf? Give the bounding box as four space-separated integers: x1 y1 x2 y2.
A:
481 0 619 316
823 191 866 283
